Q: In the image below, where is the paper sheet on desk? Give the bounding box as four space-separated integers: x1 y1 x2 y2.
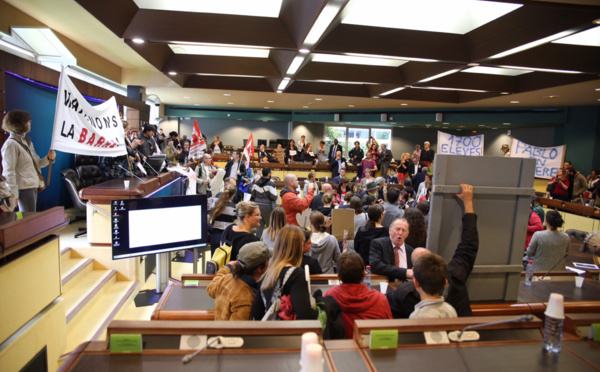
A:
573 262 600 270
566 266 586 275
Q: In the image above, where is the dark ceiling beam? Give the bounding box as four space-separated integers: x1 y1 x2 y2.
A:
490 44 600 74
163 55 281 77
296 62 404 85
269 50 297 77
286 81 370 97
279 0 331 48
125 40 173 72
514 71 599 93
75 0 139 37
184 76 274 92
467 4 600 61
457 91 503 104
122 9 296 48
392 88 460 104
316 25 470 62
424 73 516 93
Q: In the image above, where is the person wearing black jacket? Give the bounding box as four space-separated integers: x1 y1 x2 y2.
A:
349 141 364 165
285 139 301 164
251 167 278 238
386 184 478 318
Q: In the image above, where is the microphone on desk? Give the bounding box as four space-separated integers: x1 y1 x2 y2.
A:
540 252 569 280
181 336 244 364
448 315 534 342
117 164 145 182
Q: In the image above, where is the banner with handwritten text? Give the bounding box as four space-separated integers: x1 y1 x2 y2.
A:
52 67 127 156
437 131 484 156
510 139 564 179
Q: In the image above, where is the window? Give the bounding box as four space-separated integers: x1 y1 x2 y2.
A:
324 125 391 157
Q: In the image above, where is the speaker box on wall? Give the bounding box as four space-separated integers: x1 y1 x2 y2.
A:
334 113 340 121
381 113 387 122
436 113 443 122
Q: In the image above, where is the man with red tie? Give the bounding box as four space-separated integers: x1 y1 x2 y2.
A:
369 218 414 282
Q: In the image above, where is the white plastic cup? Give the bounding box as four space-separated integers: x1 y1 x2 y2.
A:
300 332 319 367
545 293 565 319
124 180 130 189
575 276 584 288
380 281 389 294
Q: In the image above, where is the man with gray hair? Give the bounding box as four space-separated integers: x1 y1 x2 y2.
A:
311 182 332 210
386 184 478 318
281 173 315 226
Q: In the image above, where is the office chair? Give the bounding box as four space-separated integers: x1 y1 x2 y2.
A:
60 168 87 238
74 155 104 188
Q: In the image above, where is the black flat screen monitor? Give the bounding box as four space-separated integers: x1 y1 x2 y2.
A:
111 194 208 260
257 139 267 147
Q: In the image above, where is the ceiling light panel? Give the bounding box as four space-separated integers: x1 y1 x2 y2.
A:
498 65 582 74
304 2 344 46
413 86 489 93
380 87 405 96
553 26 600 47
312 53 408 67
169 44 269 58
462 66 531 76
133 0 283 17
12 28 74 59
341 0 522 35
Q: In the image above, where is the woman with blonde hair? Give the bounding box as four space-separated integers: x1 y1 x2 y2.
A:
251 225 319 320
222 200 261 261
261 207 287 249
209 183 238 254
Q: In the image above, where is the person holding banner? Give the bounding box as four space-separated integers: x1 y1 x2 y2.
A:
547 168 570 201
1 110 55 212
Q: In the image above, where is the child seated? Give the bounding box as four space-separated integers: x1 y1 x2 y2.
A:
409 253 457 319
386 168 399 184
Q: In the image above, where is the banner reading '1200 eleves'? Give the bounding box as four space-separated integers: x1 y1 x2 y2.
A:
52 67 127 157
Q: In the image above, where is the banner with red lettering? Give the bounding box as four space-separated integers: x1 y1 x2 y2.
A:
190 119 207 159
52 67 127 156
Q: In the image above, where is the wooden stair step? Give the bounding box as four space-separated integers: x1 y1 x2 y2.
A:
63 269 117 322
65 280 138 352
61 257 94 287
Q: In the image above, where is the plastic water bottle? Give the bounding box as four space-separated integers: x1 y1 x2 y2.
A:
364 265 371 290
543 293 564 353
525 260 534 286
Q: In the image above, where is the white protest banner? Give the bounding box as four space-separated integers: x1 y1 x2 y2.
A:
437 131 484 156
52 67 127 157
510 138 565 179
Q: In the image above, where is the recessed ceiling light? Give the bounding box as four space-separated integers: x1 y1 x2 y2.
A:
401 103 408 106
315 98 323 101
224 93 231 96
510 101 519 103
132 38 145 44
169 44 270 58
341 0 521 35
267 100 275 103
299 49 310 54
348 104 355 107
503 122 511 125
168 71 177 75
264 107 270 109
501 92 510 95
227 102 234 105
373 96 380 99
543 95 560 99
312 53 408 67
303 106 309 108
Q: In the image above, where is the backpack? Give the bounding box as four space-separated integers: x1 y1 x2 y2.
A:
206 224 234 274
261 267 297 321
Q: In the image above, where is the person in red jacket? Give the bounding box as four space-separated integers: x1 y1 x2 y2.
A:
325 251 392 338
525 209 543 250
280 173 314 226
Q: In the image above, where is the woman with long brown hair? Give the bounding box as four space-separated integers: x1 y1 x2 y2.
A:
251 225 319 320
209 183 237 254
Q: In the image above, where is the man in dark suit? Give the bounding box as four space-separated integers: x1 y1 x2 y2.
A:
328 139 343 161
310 183 332 210
330 150 347 179
224 150 246 202
369 218 414 282
333 167 346 185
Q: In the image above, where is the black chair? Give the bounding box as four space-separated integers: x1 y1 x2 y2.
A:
61 168 87 238
74 155 104 187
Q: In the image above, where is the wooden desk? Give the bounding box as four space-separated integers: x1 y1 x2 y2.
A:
59 320 339 372
353 316 600 371
518 279 600 313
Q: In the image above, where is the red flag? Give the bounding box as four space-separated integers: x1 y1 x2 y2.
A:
243 133 254 167
190 119 207 159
